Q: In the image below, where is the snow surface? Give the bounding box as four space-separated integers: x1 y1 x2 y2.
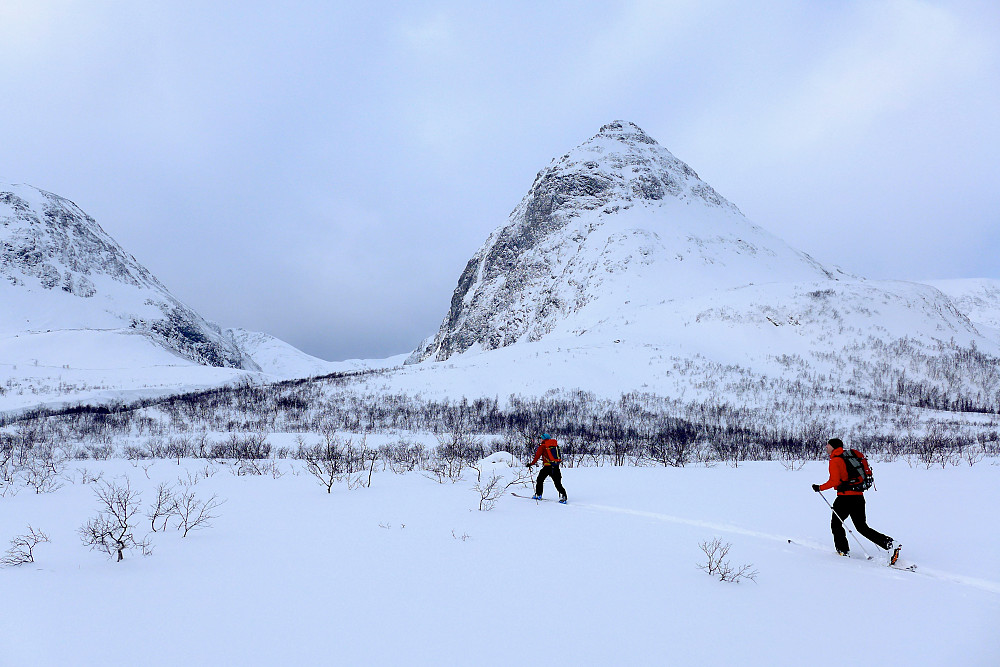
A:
1 457 997 665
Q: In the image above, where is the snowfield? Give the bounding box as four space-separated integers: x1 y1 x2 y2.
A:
1 457 997 666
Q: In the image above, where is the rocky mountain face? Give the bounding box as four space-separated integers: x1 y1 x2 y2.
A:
1 181 256 370
408 121 835 364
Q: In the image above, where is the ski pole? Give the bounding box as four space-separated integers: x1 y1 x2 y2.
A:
817 490 873 560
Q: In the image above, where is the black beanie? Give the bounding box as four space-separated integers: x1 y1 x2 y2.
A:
828 438 844 449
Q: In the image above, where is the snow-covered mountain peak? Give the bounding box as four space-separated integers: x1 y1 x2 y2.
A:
597 119 655 142
408 122 834 364
531 119 740 215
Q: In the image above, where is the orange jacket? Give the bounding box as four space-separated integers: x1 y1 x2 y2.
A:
818 446 863 496
529 439 561 466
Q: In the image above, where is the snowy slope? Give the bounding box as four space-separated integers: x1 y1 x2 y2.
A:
340 276 993 412
0 182 400 400
224 328 404 379
225 328 338 378
922 278 1000 336
1 457 997 666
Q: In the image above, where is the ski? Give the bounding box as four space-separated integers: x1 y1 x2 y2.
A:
511 492 567 504
787 539 917 571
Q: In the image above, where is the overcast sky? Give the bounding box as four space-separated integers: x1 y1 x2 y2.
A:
3 1 998 361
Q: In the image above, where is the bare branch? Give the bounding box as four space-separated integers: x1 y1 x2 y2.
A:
2 526 50 566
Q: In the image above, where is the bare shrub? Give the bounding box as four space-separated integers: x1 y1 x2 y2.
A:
2 526 50 566
174 488 224 537
650 432 694 468
85 443 114 460
779 449 807 471
964 440 986 466
210 431 271 460
384 439 428 473
234 457 284 478
147 483 178 532
164 435 193 463
79 479 151 562
301 433 349 493
469 457 533 511
300 430 373 491
23 445 66 494
75 467 105 485
124 443 152 461
698 538 758 583
428 421 484 483
0 435 19 496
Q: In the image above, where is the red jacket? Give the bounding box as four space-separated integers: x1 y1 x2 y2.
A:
818 446 863 496
529 439 561 466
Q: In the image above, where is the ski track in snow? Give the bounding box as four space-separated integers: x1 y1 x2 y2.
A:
573 501 1000 595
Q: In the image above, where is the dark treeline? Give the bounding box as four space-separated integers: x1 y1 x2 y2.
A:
3 369 999 469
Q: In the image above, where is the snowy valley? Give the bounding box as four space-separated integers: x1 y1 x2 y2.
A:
2 122 1000 665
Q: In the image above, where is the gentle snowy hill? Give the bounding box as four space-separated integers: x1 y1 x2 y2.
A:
225 329 336 378
224 328 403 378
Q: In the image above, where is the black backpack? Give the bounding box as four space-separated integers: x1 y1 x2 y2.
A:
838 448 874 492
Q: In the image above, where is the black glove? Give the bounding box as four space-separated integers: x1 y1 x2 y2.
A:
811 484 821 492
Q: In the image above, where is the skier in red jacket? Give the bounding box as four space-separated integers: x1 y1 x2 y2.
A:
813 438 898 561
527 434 567 503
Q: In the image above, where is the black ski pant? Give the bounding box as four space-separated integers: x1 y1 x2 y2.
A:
535 464 566 499
831 495 892 554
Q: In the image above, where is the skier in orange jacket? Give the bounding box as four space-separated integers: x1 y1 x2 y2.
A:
813 438 896 560
527 434 567 503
